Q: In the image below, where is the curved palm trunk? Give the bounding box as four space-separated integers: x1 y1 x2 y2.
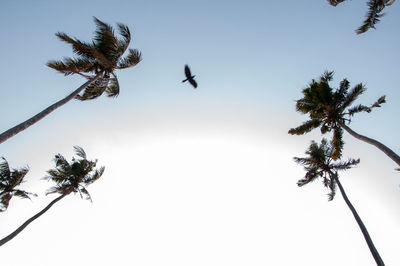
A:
0 194 66 247
0 74 102 145
339 121 400 167
334 176 384 265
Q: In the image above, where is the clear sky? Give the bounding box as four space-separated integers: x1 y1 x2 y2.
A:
1 1 400 265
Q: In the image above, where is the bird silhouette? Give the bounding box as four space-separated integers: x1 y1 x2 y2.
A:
182 64 197 88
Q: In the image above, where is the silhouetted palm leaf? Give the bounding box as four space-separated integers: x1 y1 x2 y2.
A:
327 0 347 6
105 76 120 97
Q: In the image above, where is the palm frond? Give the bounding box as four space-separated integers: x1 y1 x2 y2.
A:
347 95 386 116
325 173 338 201
288 119 322 135
75 77 109 101
45 185 63 195
327 0 348 6
0 158 11 180
297 170 320 187
47 58 95 76
44 169 64 182
327 187 337 201
117 23 131 55
46 60 75 76
321 71 334 82
78 186 92 202
0 193 12 212
333 78 349 106
74 146 87 159
293 156 312 166
13 189 37 200
105 76 120 97
340 83 366 110
83 166 105 186
356 0 387 34
295 98 315 114
371 95 386 108
93 17 118 60
54 154 70 169
55 32 97 60
117 49 142 69
333 158 360 170
347 104 371 116
55 32 112 69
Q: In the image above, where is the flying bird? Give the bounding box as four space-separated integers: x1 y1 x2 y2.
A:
182 65 197 88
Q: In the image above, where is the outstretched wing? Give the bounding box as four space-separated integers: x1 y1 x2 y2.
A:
184 65 191 78
188 78 197 88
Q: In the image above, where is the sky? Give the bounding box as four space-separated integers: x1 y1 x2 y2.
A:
0 0 400 265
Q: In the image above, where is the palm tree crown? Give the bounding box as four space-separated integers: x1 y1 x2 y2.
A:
294 139 359 200
0 158 36 211
47 17 142 100
44 146 104 201
289 71 385 160
327 0 395 34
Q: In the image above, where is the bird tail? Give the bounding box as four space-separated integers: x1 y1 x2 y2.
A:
182 79 188 83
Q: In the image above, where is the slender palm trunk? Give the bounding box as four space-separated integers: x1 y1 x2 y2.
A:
0 74 102 145
334 175 384 265
0 194 66 247
339 121 400 167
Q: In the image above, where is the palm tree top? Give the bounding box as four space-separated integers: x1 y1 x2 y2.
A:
47 17 142 101
44 146 104 202
327 0 396 34
289 71 385 159
294 139 360 200
0 158 36 211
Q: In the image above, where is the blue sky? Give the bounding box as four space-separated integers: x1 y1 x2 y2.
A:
1 1 400 265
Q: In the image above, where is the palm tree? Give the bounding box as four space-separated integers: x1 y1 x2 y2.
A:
0 17 141 145
0 146 104 247
294 139 384 265
0 158 36 212
327 0 395 34
288 71 400 167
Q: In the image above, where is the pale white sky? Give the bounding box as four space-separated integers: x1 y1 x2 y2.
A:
1 1 400 265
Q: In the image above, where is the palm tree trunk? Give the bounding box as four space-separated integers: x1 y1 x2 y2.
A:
339 121 400 167
0 74 102 145
0 194 66 247
334 175 384 265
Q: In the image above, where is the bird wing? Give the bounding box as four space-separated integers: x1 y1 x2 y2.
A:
189 78 198 88
184 65 191 78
